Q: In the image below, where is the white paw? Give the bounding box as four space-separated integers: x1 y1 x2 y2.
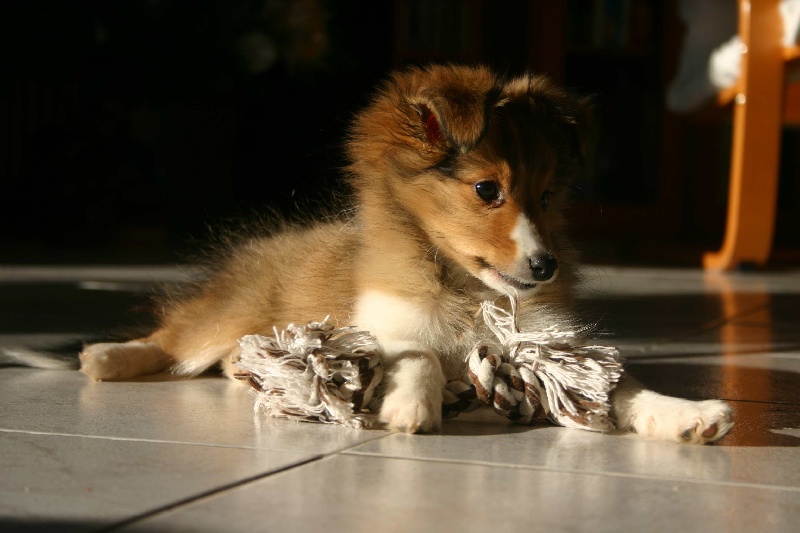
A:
379 387 443 434
675 400 735 444
373 346 445 433
631 395 734 444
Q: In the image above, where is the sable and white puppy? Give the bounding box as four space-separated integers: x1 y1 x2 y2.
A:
79 64 733 443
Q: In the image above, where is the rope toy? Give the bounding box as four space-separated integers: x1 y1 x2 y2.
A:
234 294 623 432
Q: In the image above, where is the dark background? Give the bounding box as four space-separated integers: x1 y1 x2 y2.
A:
2 0 799 266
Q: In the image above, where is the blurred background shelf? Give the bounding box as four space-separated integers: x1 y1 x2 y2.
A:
2 0 798 267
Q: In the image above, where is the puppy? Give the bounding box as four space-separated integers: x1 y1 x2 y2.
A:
79 64 733 443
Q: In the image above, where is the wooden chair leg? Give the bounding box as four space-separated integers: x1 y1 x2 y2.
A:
703 0 785 271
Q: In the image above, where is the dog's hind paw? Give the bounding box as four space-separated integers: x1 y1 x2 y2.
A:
79 341 167 381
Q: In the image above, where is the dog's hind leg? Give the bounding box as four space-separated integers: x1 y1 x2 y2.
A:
79 335 172 381
79 327 240 382
611 375 734 444
79 277 251 381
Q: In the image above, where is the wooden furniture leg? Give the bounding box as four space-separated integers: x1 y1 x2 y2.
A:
703 0 785 271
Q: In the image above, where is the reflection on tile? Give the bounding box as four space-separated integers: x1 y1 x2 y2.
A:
579 267 800 295
722 401 800 448
3 265 800 531
621 340 800 358
125 454 800 532
0 431 311 529
625 357 800 404
347 407 800 489
0 369 385 453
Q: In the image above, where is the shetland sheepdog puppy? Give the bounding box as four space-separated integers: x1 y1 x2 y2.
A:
78 65 732 443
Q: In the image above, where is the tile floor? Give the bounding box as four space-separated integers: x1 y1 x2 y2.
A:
1 265 799 532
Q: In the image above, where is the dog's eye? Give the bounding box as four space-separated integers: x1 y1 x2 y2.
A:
475 181 501 204
540 190 554 210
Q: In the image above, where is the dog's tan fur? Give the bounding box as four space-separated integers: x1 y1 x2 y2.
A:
80 65 733 442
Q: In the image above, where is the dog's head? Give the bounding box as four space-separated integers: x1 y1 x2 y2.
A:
348 64 588 296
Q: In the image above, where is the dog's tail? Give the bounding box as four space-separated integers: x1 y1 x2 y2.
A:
1 346 80 370
0 336 94 370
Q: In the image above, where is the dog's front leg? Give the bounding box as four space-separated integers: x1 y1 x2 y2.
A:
377 340 446 433
355 291 446 433
611 374 734 444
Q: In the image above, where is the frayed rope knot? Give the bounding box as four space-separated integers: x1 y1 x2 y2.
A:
234 319 383 429
443 295 623 432
234 295 623 432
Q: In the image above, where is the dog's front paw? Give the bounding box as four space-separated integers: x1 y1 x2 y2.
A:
676 400 734 444
631 396 734 444
379 387 443 434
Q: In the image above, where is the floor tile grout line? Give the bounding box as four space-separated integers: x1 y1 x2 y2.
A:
103 432 394 530
340 449 800 494
0 427 391 453
606 301 771 352
0 428 276 451
624 344 800 361
102 454 326 532
660 301 772 344
0 425 395 530
612 301 776 357
720 398 800 407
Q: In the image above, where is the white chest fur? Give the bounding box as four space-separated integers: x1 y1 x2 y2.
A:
353 289 473 361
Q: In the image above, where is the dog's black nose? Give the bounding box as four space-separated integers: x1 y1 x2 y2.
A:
530 254 558 282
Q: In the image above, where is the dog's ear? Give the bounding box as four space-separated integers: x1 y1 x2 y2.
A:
419 104 443 145
501 73 592 167
408 66 501 153
561 95 593 166
413 92 491 152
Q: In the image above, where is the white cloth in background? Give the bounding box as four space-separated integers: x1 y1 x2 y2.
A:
666 0 800 114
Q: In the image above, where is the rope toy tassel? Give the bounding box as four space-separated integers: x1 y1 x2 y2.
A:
462 294 623 431
234 319 383 429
